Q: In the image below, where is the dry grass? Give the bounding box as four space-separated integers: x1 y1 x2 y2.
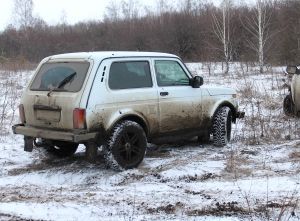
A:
0 61 34 137
0 57 36 72
229 69 300 145
223 145 253 179
289 151 300 159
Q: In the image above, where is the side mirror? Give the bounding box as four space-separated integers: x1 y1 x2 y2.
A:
190 76 203 88
286 66 300 75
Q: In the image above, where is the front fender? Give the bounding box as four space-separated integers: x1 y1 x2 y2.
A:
208 97 238 122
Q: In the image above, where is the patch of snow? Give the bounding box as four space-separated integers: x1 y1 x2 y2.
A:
0 64 299 220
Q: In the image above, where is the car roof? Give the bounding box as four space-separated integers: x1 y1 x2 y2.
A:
48 51 179 61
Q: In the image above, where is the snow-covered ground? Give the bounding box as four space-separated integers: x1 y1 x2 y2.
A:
0 63 300 220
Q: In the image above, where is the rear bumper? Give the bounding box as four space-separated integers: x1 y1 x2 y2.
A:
12 124 98 143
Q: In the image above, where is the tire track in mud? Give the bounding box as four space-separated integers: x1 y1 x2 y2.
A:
0 213 45 221
1 140 300 220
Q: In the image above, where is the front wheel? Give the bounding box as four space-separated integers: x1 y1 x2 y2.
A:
212 107 232 147
104 120 147 170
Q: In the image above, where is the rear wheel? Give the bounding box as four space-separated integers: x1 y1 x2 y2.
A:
283 94 294 116
45 141 78 157
212 106 232 147
104 120 147 170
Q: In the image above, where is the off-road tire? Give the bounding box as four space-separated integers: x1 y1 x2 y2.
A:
46 141 78 157
103 120 147 170
283 94 294 116
212 106 232 147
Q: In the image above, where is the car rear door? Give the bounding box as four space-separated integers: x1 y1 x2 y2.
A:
22 59 92 130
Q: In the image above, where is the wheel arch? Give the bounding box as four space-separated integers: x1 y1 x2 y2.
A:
212 101 237 123
108 114 149 137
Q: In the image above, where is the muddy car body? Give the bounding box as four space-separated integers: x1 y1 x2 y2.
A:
13 51 244 170
283 66 300 116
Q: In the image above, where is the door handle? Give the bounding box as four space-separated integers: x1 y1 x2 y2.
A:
160 92 169 96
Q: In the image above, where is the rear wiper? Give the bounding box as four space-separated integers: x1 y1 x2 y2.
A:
47 72 77 97
57 72 77 89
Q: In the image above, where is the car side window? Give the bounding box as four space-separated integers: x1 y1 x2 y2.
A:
155 60 189 86
108 61 152 89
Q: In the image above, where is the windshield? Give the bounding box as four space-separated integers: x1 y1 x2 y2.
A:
30 62 90 92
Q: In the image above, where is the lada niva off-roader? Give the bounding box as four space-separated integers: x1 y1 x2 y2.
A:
13 52 244 170
284 66 300 116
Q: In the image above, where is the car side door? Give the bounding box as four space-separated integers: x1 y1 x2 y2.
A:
87 58 159 135
153 58 203 134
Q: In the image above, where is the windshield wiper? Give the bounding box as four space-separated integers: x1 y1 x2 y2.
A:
57 72 77 89
47 72 77 97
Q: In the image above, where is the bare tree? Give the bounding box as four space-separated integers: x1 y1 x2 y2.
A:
105 0 140 21
0 0 296 64
242 0 274 73
156 0 169 14
12 0 35 28
121 0 140 19
104 0 121 21
212 0 233 74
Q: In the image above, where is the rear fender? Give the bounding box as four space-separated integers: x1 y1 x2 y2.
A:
106 109 149 136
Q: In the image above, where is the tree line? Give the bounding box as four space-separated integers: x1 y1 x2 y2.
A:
0 0 300 69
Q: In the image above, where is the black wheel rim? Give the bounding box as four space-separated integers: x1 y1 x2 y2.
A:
118 131 142 164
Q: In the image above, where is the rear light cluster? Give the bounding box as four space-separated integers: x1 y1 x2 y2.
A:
19 104 26 124
73 108 86 129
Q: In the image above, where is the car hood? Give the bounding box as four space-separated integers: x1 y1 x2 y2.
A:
203 86 236 96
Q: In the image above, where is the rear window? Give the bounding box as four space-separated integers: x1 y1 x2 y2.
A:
30 62 90 92
108 61 152 89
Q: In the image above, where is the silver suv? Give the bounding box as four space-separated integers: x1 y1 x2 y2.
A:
13 52 244 170
284 66 300 116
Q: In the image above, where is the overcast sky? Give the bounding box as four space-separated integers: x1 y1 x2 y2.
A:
0 0 115 30
0 0 248 31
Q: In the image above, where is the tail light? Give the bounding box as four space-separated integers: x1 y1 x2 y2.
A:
19 104 26 124
73 108 86 129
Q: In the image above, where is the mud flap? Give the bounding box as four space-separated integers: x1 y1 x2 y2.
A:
85 142 97 163
24 136 34 152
